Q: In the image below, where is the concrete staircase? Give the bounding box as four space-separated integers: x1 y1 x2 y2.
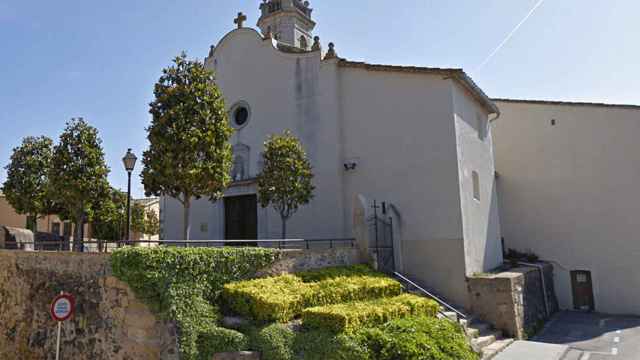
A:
394 273 514 360
441 311 514 359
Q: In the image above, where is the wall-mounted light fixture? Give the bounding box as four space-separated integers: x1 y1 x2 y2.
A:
343 157 359 172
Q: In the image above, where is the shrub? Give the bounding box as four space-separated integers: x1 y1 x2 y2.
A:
293 329 370 360
252 324 296 360
197 327 249 359
311 276 403 307
222 266 403 323
358 316 478 360
223 275 312 322
302 294 440 333
110 247 281 360
295 265 380 282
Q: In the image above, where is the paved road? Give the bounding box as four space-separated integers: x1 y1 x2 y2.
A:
534 311 640 360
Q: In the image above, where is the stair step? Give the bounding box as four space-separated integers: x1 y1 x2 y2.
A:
442 311 458 322
480 338 514 360
472 331 502 350
466 321 493 338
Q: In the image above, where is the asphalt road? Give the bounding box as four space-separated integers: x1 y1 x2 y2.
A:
534 311 640 360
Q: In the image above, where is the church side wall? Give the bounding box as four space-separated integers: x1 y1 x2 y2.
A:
338 68 469 308
494 101 640 315
451 82 503 277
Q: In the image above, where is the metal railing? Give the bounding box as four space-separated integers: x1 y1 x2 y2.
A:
394 272 467 321
2 238 356 253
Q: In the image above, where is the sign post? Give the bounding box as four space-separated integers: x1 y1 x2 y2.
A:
50 292 75 360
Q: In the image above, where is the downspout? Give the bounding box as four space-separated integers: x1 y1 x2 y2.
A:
518 261 550 317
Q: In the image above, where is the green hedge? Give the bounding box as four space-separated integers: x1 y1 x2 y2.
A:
197 327 248 359
110 247 281 360
293 329 370 360
301 294 440 333
295 265 382 282
222 267 403 322
358 316 478 360
252 324 296 360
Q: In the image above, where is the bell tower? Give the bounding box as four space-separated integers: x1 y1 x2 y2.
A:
257 0 316 50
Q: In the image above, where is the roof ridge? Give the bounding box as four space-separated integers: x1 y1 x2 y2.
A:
493 98 640 110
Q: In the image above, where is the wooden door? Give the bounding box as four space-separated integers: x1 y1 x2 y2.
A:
224 195 258 243
571 270 595 312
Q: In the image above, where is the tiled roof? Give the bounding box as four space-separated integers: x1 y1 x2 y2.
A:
337 60 499 115
493 98 640 110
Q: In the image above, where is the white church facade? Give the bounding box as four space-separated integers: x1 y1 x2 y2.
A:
161 0 640 314
161 0 503 308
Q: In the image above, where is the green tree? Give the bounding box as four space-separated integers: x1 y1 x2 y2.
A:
130 202 147 237
145 208 160 239
92 188 127 244
142 53 233 240
257 130 315 239
2 136 59 232
50 118 110 251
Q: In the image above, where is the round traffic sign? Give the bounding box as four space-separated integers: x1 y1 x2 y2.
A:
50 293 75 322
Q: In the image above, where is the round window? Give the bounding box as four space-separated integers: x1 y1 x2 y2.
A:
230 102 251 129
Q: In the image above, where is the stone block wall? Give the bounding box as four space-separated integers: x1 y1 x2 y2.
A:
0 247 361 359
467 263 558 339
0 250 179 360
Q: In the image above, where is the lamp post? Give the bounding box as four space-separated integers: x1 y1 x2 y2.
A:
122 149 137 245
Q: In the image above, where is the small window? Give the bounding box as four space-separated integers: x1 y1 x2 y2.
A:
200 223 209 233
477 113 487 141
472 171 480 201
230 102 251 129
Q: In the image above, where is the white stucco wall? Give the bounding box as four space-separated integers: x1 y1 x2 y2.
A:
162 28 346 240
493 100 640 315
452 83 503 277
338 67 469 307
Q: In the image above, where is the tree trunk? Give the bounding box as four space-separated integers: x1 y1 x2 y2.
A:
74 214 83 252
281 215 287 240
183 196 191 242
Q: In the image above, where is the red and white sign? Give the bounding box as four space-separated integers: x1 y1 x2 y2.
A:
50 293 75 322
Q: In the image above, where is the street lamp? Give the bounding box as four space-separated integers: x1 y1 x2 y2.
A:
122 148 137 244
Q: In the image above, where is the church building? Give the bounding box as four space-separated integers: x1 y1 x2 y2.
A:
161 0 503 309
162 0 640 315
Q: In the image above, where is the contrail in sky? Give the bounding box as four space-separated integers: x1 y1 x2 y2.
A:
476 0 546 71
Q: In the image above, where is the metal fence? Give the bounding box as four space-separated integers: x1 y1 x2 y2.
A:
4 238 357 253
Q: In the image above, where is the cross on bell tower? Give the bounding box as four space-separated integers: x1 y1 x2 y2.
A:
257 0 316 49
234 12 247 28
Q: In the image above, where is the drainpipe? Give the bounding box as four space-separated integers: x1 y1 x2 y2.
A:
518 261 550 318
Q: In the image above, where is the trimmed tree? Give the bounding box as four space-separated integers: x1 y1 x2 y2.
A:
2 136 58 232
142 53 233 240
92 188 127 245
257 130 315 239
50 118 110 251
130 202 147 240
145 208 160 239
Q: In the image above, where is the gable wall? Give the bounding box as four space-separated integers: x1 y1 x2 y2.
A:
494 100 640 314
338 67 469 307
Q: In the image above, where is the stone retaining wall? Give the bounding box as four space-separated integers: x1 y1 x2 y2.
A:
467 263 558 339
0 247 362 359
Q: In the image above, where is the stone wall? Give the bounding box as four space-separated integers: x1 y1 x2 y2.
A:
257 247 362 276
0 250 179 360
467 263 558 339
0 247 362 359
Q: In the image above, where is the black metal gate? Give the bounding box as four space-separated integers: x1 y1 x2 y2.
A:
369 200 395 274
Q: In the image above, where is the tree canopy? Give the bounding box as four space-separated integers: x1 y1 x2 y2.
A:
2 136 59 230
49 118 110 251
142 53 234 240
257 130 315 239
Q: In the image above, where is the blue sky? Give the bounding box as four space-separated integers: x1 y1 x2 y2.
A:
1 0 638 197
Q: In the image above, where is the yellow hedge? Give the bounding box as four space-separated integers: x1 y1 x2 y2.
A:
222 267 403 323
301 294 440 333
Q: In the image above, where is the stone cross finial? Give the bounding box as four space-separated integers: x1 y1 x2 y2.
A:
234 12 247 28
